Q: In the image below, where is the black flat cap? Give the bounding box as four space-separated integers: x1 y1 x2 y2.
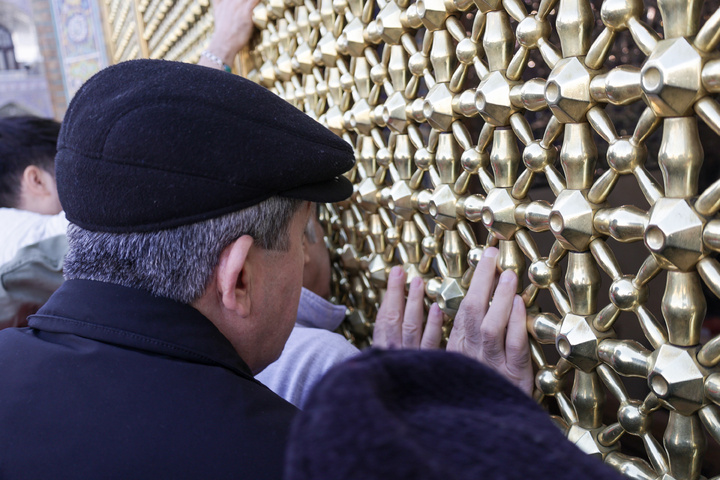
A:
286 349 624 480
56 59 355 233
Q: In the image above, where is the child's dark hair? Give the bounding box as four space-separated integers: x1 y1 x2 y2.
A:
0 116 61 208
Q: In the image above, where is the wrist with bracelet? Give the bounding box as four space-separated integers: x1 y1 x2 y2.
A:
201 50 232 73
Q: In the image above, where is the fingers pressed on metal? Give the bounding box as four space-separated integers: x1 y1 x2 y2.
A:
420 303 444 349
373 266 406 348
479 269 518 365
506 295 533 396
487 269 518 318
466 247 499 311
456 247 499 336
402 276 426 348
505 294 530 363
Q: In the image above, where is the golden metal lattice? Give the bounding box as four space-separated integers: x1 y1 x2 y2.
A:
247 0 720 477
100 0 214 64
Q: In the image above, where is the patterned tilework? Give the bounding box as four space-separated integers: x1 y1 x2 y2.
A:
48 0 108 102
29 0 66 118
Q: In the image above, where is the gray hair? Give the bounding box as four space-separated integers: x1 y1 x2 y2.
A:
64 196 304 304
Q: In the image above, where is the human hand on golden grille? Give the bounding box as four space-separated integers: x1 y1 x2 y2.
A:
374 247 533 396
446 247 533 397
373 266 444 350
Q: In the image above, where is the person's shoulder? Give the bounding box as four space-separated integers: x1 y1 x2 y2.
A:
257 325 359 408
0 207 35 223
261 326 359 382
0 208 68 234
288 326 359 357
0 209 68 265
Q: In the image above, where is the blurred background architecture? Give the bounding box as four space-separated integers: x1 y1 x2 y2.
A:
0 0 106 119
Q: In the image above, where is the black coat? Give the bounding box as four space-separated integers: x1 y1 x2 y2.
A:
0 279 297 479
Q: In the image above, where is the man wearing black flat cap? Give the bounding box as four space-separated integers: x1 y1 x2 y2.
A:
0 59 355 480
0 41 534 480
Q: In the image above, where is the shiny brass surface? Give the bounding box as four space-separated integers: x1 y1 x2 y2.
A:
245 0 720 476
100 0 212 64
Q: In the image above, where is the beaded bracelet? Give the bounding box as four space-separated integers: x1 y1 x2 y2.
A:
201 50 232 73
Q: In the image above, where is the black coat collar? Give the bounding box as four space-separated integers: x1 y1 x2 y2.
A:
30 279 253 380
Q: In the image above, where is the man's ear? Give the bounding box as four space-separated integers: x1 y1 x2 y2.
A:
216 235 255 316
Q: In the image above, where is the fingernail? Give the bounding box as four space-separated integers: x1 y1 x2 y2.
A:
410 276 423 289
499 269 516 283
391 266 404 278
483 247 498 259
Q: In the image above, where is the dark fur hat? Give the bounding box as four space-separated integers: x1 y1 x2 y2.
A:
285 349 624 480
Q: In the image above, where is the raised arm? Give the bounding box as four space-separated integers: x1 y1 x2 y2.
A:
198 0 260 71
